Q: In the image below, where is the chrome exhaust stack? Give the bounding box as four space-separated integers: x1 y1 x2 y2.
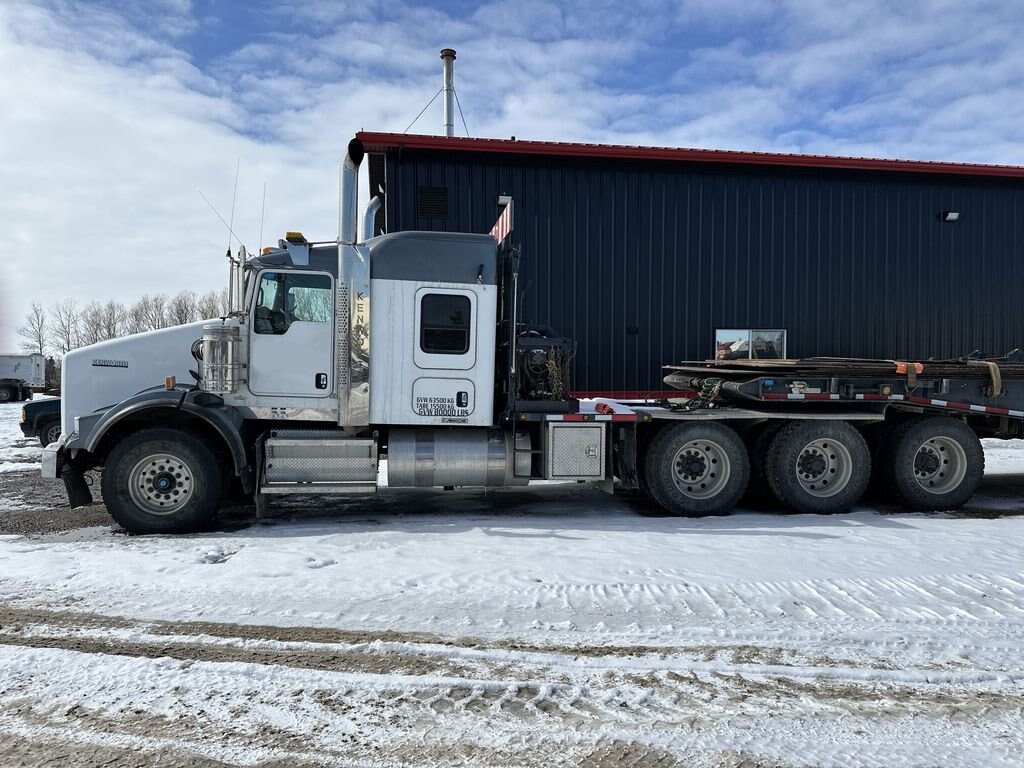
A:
337 137 371 428
339 137 364 246
360 196 382 242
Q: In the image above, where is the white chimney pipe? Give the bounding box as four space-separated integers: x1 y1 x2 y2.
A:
441 48 456 137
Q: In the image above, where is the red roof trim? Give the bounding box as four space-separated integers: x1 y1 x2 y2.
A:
356 131 1024 179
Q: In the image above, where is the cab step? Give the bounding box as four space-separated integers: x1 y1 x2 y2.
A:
259 429 378 494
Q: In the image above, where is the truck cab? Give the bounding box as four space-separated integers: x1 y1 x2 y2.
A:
43 138 579 531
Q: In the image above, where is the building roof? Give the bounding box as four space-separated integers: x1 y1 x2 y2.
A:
357 131 1024 180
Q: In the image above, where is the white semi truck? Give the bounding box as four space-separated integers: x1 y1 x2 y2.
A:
43 138 1024 533
0 353 45 402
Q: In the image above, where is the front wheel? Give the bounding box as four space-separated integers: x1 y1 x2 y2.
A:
766 420 871 514
39 418 62 447
880 417 984 510
101 428 224 534
643 422 749 516
0 387 13 403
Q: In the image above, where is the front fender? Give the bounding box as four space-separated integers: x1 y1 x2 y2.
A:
80 387 252 490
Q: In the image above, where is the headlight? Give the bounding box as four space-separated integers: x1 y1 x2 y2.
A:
21 408 26 422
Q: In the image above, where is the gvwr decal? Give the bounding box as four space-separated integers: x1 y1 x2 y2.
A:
415 395 470 418
91 359 128 369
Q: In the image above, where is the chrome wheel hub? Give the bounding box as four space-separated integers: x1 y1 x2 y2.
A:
912 436 967 495
794 439 853 498
128 453 194 515
671 440 731 499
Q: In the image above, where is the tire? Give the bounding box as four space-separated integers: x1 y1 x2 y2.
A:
0 386 13 403
879 417 984 511
643 422 749 516
38 418 62 447
743 421 784 508
101 428 224 534
766 420 871 514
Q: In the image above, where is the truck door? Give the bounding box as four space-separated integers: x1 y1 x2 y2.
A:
412 288 477 420
249 270 334 397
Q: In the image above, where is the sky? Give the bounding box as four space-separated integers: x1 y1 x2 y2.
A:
1 0 1023 351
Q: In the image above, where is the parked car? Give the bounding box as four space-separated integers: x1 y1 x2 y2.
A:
21 398 61 446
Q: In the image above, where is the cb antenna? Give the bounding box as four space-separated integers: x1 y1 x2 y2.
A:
258 182 267 255
198 190 246 252
227 158 240 258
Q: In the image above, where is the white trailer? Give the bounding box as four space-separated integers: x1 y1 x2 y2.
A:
42 138 1024 533
0 353 45 402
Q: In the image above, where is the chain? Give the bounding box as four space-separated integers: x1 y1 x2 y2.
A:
663 377 722 412
547 357 565 400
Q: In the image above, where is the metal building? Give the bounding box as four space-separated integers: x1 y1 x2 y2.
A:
358 132 1024 393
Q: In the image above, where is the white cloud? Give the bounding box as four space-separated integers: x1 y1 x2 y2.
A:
1 0 1023 350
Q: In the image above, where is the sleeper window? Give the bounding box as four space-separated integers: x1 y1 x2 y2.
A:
420 293 471 354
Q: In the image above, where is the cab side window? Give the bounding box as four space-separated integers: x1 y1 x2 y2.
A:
254 272 332 335
420 293 471 354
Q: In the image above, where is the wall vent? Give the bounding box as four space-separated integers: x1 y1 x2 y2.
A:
417 186 448 218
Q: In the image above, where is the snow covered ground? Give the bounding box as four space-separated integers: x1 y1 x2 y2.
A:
1 401 1023 766
0 399 52 476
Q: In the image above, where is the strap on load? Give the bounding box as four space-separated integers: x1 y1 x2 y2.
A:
967 360 1002 397
894 361 923 388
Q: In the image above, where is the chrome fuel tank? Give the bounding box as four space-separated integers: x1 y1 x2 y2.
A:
387 428 530 488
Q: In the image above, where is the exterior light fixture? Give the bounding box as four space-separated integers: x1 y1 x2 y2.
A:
941 211 960 222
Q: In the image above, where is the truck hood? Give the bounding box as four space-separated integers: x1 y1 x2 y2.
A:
61 322 208 437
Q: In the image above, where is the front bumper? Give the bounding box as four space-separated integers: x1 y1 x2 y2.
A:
42 434 93 508
41 433 71 479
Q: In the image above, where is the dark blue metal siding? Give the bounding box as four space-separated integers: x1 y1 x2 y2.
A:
377 150 1024 391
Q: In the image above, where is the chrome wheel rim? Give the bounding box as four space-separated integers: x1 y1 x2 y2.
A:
44 424 61 445
794 438 853 498
912 436 967 495
671 439 731 499
128 453 194 515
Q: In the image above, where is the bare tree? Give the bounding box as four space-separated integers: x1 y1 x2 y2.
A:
128 294 171 332
49 298 80 355
102 300 127 339
197 290 222 320
78 301 106 347
145 294 170 330
125 297 149 335
218 287 231 316
168 290 198 326
17 302 47 355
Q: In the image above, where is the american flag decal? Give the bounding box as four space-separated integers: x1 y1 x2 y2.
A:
490 198 513 244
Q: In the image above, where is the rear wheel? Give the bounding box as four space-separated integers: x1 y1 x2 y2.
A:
880 417 983 510
101 428 224 534
644 422 749 516
0 387 13 403
39 418 62 447
766 420 870 514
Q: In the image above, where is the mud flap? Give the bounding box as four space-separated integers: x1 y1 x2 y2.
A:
63 470 94 508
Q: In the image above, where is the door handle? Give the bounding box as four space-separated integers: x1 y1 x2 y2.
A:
315 373 328 389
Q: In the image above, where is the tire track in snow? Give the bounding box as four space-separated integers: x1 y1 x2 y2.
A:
1 605 1023 767
500 569 1024 628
